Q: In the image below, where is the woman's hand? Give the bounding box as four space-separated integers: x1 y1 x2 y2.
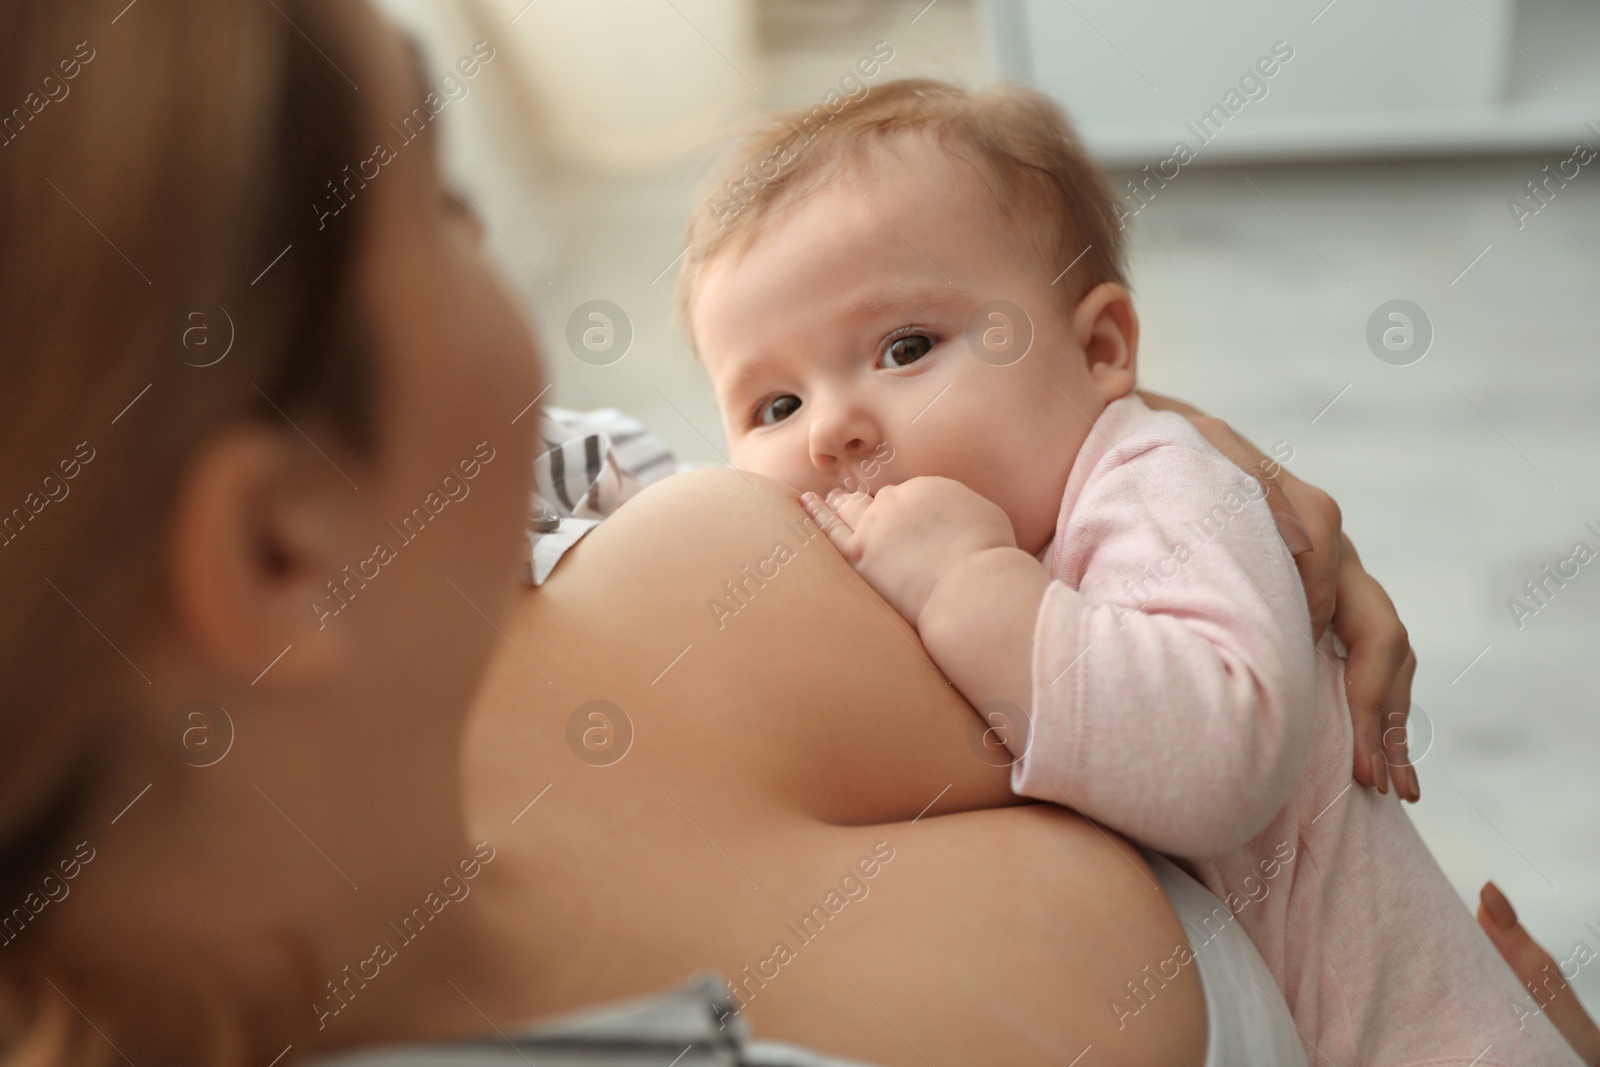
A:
1140 392 1420 802
1479 882 1600 1066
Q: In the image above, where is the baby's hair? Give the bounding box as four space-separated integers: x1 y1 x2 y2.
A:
675 77 1128 351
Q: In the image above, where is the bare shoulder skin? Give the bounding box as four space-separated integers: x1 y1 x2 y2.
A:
464 468 1207 1067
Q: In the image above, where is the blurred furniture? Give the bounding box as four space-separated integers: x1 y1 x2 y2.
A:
988 0 1600 163
471 0 759 171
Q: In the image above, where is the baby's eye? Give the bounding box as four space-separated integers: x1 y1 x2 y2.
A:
756 394 801 426
878 333 934 368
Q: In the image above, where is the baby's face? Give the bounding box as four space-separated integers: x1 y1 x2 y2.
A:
693 135 1131 555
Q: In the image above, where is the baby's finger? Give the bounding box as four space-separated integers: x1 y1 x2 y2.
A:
801 492 856 556
826 487 874 529
1381 649 1419 801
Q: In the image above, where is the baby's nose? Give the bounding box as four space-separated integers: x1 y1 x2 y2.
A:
810 430 869 472
809 405 878 466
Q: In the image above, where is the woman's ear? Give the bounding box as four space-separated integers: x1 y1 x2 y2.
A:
165 424 359 686
1071 282 1139 403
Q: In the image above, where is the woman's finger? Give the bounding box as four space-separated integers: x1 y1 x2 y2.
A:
1276 478 1342 640
1185 414 1262 472
1252 460 1323 578
1333 542 1411 795
1381 648 1419 801
1269 502 1315 556
1478 882 1600 1065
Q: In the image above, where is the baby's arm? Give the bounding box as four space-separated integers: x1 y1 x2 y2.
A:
1029 441 1314 856
804 436 1317 858
922 442 1318 859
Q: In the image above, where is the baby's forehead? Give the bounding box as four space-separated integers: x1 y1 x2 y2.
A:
808 133 1014 231
711 135 1033 286
691 131 1059 379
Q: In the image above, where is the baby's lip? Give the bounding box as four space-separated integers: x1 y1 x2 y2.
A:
827 479 878 499
821 486 855 506
821 458 897 499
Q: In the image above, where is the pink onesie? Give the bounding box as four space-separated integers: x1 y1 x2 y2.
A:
1015 395 1578 1066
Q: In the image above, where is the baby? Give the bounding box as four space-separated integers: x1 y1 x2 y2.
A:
676 80 1579 1066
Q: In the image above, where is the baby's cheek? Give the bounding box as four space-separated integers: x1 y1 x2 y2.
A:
731 442 799 486
727 442 765 476
948 462 1039 551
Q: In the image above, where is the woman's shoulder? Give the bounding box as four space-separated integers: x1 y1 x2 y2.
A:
471 468 1208 1066
542 466 807 600
606 466 807 556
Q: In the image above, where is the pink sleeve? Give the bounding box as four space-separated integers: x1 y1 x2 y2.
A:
1012 442 1317 859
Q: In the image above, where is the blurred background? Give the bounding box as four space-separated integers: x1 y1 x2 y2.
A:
380 0 1600 1012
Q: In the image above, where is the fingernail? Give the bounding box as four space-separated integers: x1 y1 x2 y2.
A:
1274 511 1314 556
1405 765 1421 802
1481 881 1518 930
1371 753 1388 794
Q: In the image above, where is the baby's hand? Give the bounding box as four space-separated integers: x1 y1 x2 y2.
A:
801 477 1017 628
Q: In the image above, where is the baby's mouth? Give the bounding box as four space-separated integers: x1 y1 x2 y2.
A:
833 472 880 498
826 442 900 498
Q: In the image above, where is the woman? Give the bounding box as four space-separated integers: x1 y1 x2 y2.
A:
0 1 1591 1065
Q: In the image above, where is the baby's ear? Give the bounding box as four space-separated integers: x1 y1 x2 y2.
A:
1072 282 1138 402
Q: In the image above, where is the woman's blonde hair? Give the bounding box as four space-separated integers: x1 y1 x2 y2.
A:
674 77 1128 347
0 0 378 1060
